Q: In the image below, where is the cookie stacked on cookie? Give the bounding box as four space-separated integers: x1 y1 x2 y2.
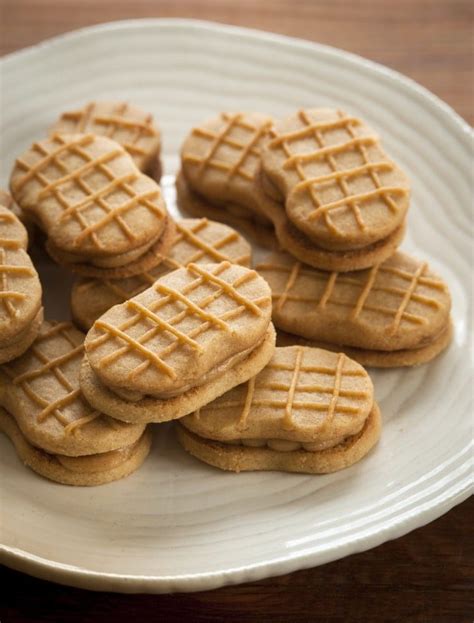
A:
258 108 410 271
10 132 175 278
178 112 276 247
0 192 43 363
79 262 276 423
257 251 452 367
71 217 252 330
0 321 151 485
178 346 381 473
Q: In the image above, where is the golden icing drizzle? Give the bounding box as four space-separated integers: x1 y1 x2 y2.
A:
282 346 304 430
257 259 444 328
237 376 256 431
183 113 271 182
317 271 338 309
14 133 164 250
87 262 268 381
277 261 301 312
1 323 101 435
389 262 428 333
351 263 380 320
268 109 408 236
325 353 345 428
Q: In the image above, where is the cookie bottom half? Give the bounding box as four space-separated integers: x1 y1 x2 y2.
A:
177 403 381 474
46 216 176 279
276 322 453 368
80 324 277 424
0 407 152 486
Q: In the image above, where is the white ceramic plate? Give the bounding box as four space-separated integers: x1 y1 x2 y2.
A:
0 19 472 594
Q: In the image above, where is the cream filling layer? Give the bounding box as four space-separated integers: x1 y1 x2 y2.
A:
55 438 141 473
213 421 365 452
109 334 267 402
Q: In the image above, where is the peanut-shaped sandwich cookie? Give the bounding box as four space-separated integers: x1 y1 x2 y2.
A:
0 321 151 486
10 134 175 278
80 262 276 423
49 100 162 181
71 217 252 330
178 346 381 474
257 250 452 367
258 108 410 271
178 112 276 248
0 201 43 363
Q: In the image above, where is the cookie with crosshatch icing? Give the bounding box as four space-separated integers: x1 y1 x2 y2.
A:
260 108 410 250
71 217 253 330
0 321 151 486
9 133 174 278
256 250 452 367
80 262 276 423
178 112 277 245
0 203 43 363
177 346 381 473
49 101 162 181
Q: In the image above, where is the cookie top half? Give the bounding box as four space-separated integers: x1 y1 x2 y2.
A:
261 108 410 249
10 133 167 258
181 346 374 444
84 262 272 398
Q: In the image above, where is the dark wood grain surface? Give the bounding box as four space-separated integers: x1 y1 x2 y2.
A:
1 2 472 622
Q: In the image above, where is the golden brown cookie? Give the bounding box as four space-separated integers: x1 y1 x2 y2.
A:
256 169 407 271
0 408 152 486
49 101 162 179
178 346 381 473
260 108 410 250
0 321 151 485
257 250 452 366
0 205 43 363
10 133 173 277
80 262 276 423
71 217 253 330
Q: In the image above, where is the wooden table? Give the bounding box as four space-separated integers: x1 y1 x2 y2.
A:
1 2 472 621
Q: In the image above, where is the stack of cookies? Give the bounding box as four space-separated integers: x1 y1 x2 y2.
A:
178 108 453 368
0 191 43 363
10 130 174 279
0 321 151 485
0 100 454 485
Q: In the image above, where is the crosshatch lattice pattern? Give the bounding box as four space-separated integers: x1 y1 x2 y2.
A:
267 109 408 236
194 347 370 432
56 102 159 163
0 209 35 319
1 322 119 436
183 113 272 182
13 134 164 250
257 254 447 335
81 218 251 303
87 262 270 382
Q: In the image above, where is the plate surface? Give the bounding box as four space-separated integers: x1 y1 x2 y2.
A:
0 19 472 593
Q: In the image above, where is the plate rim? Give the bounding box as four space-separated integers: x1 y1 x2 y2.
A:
0 17 472 594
